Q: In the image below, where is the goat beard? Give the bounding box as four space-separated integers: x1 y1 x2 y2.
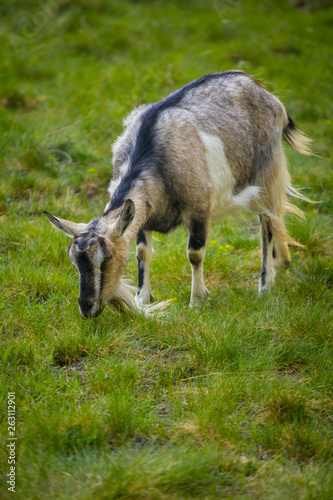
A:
108 279 138 312
107 279 170 316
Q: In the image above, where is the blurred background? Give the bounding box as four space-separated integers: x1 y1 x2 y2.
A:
0 0 332 219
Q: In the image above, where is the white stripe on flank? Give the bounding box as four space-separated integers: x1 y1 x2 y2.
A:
199 131 261 217
199 131 235 218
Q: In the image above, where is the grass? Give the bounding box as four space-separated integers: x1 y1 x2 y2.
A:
0 0 332 498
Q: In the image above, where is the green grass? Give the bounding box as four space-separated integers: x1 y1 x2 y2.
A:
0 0 332 498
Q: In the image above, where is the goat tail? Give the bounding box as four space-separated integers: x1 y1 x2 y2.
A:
283 112 312 156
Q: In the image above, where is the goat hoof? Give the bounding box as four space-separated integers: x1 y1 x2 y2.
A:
189 288 210 308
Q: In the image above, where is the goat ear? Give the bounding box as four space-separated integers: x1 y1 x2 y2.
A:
44 211 88 237
113 199 135 237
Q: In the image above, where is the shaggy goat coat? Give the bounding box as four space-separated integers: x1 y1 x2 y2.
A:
45 71 312 317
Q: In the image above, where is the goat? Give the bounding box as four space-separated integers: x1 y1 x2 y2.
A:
45 70 312 318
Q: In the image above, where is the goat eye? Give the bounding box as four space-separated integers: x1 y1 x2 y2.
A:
104 255 112 262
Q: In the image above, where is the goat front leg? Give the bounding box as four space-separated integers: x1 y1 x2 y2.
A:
187 220 210 307
135 229 154 306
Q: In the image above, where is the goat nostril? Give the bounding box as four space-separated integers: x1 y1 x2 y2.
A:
78 298 94 315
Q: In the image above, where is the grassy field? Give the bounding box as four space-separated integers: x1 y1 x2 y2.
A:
0 0 332 498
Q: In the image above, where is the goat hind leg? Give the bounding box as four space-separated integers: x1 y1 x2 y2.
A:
259 215 276 294
273 238 291 271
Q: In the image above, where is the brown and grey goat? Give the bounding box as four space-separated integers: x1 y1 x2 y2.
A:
45 71 312 318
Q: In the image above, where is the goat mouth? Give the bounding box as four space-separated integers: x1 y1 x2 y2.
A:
91 305 105 318
81 304 105 319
